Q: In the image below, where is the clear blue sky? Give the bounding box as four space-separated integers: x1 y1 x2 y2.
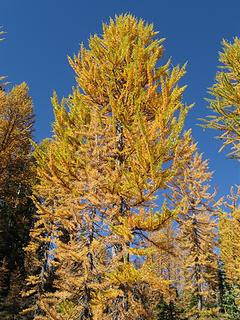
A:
0 0 239 198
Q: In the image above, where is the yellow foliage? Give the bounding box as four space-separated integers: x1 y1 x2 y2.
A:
26 14 195 320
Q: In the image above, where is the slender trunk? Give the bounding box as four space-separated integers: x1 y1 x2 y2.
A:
195 258 203 311
217 260 226 313
82 285 93 320
81 208 95 320
192 215 203 313
113 120 129 317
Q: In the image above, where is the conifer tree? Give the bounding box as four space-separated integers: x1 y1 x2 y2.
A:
201 37 240 318
168 153 221 319
154 222 184 319
218 186 240 318
219 187 240 286
24 15 195 320
0 83 35 319
202 38 240 159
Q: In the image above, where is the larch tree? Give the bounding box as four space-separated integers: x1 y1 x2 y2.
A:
202 37 240 159
0 82 35 319
154 221 184 320
168 153 221 319
24 15 196 320
202 36 240 318
218 186 240 318
219 187 240 286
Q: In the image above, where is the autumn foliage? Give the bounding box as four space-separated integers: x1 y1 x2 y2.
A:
0 83 35 318
0 14 239 320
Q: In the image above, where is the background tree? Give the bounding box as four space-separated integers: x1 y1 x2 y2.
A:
218 186 240 319
0 83 35 319
166 153 222 319
24 14 196 320
201 36 240 319
153 221 184 320
202 37 240 159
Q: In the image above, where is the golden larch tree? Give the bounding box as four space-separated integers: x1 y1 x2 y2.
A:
168 153 222 319
24 15 195 320
0 83 35 319
219 186 240 308
202 37 240 159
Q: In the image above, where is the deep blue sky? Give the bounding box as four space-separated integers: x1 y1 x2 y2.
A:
0 1 239 197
